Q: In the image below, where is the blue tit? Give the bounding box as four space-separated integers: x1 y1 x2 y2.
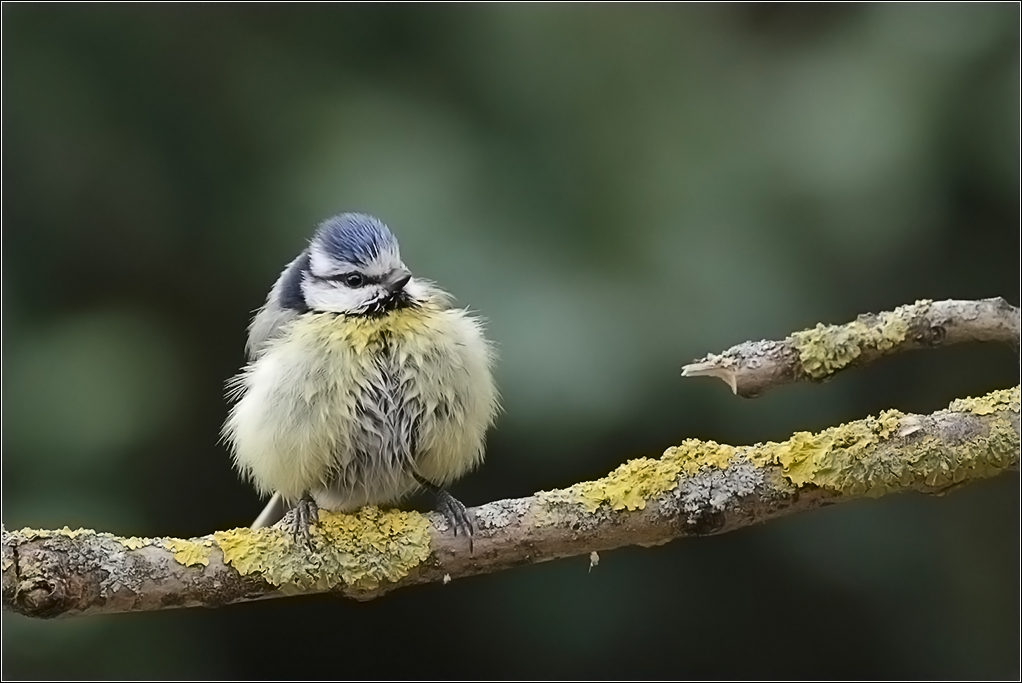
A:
223 213 499 545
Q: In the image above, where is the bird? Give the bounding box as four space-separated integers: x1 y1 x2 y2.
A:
222 212 499 546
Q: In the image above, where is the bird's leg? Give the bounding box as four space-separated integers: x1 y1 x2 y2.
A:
413 473 474 552
280 492 319 546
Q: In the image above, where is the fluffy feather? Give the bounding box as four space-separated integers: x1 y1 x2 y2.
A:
223 215 498 522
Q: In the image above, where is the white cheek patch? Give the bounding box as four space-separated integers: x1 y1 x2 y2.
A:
404 278 453 307
302 278 387 314
404 278 430 300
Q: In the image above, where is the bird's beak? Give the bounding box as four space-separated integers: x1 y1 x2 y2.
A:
385 268 412 293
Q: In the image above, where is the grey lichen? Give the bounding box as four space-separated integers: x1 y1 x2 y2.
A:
475 498 531 531
8 528 158 600
676 458 764 523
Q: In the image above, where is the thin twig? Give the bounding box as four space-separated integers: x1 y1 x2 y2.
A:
681 298 1019 397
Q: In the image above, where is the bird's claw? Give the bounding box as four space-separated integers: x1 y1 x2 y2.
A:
435 488 474 553
280 494 319 547
414 473 475 553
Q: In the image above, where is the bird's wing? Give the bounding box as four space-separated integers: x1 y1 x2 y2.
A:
244 251 311 527
245 250 309 360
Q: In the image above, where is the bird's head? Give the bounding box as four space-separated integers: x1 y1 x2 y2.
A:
279 213 425 316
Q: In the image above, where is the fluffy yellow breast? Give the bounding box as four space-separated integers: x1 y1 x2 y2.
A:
227 299 497 505
286 305 446 356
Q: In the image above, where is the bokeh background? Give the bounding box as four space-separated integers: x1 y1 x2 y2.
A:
3 4 1019 679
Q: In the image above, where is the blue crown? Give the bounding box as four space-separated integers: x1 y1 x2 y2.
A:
315 213 397 267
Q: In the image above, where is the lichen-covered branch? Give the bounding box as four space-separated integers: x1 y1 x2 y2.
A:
681 298 1019 397
4 386 1018 619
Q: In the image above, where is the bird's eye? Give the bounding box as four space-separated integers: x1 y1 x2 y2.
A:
343 273 366 288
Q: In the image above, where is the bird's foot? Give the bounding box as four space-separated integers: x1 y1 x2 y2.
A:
280 493 319 547
414 474 474 552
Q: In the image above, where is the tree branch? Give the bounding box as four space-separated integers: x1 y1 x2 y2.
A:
4 299 1019 619
681 298 1019 397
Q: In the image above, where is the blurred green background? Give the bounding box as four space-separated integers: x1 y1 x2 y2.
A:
3 4 1019 679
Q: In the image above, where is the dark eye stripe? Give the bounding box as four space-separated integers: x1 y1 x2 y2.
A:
318 272 382 286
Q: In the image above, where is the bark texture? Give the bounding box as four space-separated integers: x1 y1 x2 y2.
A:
4 387 1018 618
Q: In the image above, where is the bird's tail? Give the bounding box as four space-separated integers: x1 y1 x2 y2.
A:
251 492 287 529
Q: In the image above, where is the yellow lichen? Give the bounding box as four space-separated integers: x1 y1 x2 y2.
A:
119 537 150 551
541 457 683 513
163 538 213 567
791 301 930 379
949 386 1020 416
213 506 431 591
15 527 97 541
61 527 95 538
749 387 1018 495
540 440 738 514
535 386 1017 514
666 439 739 476
875 410 902 439
749 410 914 493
